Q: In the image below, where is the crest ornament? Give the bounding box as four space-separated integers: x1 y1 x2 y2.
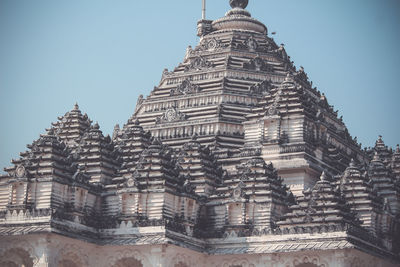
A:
170 79 200 95
15 165 26 178
184 56 213 72
126 178 136 188
244 56 271 72
156 107 187 124
232 187 243 200
207 38 219 51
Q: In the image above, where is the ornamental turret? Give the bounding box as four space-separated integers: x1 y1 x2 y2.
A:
75 123 121 185
51 103 92 149
338 159 383 236
278 171 362 233
176 135 222 196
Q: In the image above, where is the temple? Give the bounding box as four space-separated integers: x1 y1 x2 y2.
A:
1 0 399 266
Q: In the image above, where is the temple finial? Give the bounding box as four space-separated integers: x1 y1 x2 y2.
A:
202 0 206 20
74 102 79 110
230 0 248 9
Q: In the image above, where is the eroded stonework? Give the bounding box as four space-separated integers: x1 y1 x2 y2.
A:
1 1 400 266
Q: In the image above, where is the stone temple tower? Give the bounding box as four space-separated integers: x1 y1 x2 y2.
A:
0 0 399 266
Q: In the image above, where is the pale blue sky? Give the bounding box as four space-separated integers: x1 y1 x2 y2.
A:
0 0 399 171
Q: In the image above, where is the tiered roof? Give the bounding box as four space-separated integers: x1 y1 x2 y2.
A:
278 172 361 233
113 119 151 179
338 159 383 235
75 123 121 184
207 157 291 235
4 129 73 183
368 152 400 215
176 135 222 196
124 139 182 194
392 145 400 180
51 103 92 149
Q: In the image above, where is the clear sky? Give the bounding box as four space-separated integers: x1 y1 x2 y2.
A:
0 0 399 172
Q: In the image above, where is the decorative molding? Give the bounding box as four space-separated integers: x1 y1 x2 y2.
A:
156 107 187 124
243 56 271 72
184 56 213 72
170 79 200 96
283 255 329 267
219 258 255 267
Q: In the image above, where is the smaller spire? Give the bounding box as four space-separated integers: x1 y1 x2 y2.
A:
46 128 55 136
320 171 328 181
74 102 79 111
93 122 100 130
112 124 120 140
375 135 385 148
349 158 356 168
372 151 380 162
396 144 400 154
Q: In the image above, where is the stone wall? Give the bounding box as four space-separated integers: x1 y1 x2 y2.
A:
0 234 398 267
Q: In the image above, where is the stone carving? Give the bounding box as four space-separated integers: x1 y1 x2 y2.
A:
170 79 200 96
246 36 258 52
231 187 243 200
266 88 283 116
243 56 271 72
184 56 213 72
15 165 26 178
249 80 271 95
219 258 254 267
193 37 228 53
156 108 186 124
284 255 328 267
206 38 220 51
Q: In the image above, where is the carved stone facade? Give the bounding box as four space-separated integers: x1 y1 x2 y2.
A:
1 0 400 266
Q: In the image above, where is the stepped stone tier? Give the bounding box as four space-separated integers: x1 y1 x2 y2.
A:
0 1 399 266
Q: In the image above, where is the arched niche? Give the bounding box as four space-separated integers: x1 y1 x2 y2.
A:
112 257 143 267
0 248 34 267
175 262 189 267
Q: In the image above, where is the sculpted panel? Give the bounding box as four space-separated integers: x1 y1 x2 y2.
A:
218 258 255 267
284 255 328 267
